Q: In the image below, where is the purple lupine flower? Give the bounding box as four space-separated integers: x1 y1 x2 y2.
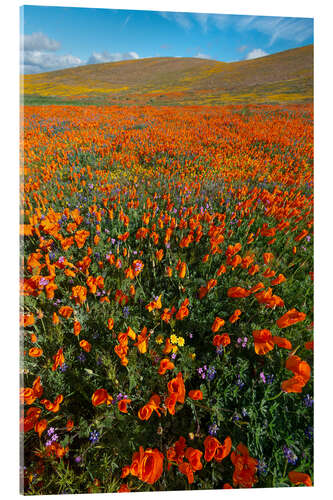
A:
77 353 86 363
51 433 58 442
207 366 217 381
260 372 266 384
45 440 52 447
171 353 177 360
236 375 245 389
47 427 55 436
75 456 82 463
242 337 248 348
208 423 219 436
266 374 274 384
39 277 49 287
303 394 313 408
59 363 68 373
257 459 267 475
89 430 100 444
305 426 313 439
283 446 298 465
123 306 130 318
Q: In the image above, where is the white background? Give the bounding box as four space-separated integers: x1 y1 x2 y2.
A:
1 1 332 499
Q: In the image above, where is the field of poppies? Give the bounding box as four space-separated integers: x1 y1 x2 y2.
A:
20 103 313 494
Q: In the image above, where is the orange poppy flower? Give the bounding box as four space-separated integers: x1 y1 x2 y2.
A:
74 230 90 249
32 376 43 399
281 375 307 393
213 333 231 347
285 355 311 384
66 419 74 431
58 306 73 318
288 471 312 487
71 285 87 305
276 308 306 328
79 339 91 352
138 404 153 421
227 287 250 298
272 336 292 350
34 419 48 438
305 340 314 351
73 321 81 336
230 443 258 488
118 399 131 413
92 388 109 407
20 313 35 327
20 388 36 405
126 326 136 340
188 390 203 400
211 317 225 333
263 252 274 264
28 347 43 358
185 447 203 471
271 274 286 286
168 372 185 404
178 461 194 484
204 436 232 462
158 358 175 375
229 309 242 323
52 348 64 371
118 484 131 493
252 329 274 355
129 446 164 484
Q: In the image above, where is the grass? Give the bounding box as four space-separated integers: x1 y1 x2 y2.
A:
22 45 313 106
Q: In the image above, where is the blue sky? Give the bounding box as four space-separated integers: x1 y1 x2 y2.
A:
21 5 313 74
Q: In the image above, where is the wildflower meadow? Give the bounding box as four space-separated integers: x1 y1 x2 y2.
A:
20 103 313 492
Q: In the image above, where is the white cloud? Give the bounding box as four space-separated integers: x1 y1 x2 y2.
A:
22 32 61 52
87 51 139 65
246 48 269 60
22 51 83 74
194 52 212 60
194 13 209 33
236 16 313 46
160 12 192 31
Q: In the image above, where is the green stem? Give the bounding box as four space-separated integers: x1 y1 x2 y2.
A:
266 390 283 402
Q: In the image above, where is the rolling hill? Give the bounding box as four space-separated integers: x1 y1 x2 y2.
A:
22 44 313 105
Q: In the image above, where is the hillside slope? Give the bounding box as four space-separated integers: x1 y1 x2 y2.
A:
22 44 313 105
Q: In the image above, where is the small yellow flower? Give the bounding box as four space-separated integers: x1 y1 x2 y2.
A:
177 336 185 347
155 335 164 344
170 334 178 345
190 353 196 360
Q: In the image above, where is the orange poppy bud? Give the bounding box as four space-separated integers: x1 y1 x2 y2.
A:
73 321 81 336
52 312 59 325
66 419 74 431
